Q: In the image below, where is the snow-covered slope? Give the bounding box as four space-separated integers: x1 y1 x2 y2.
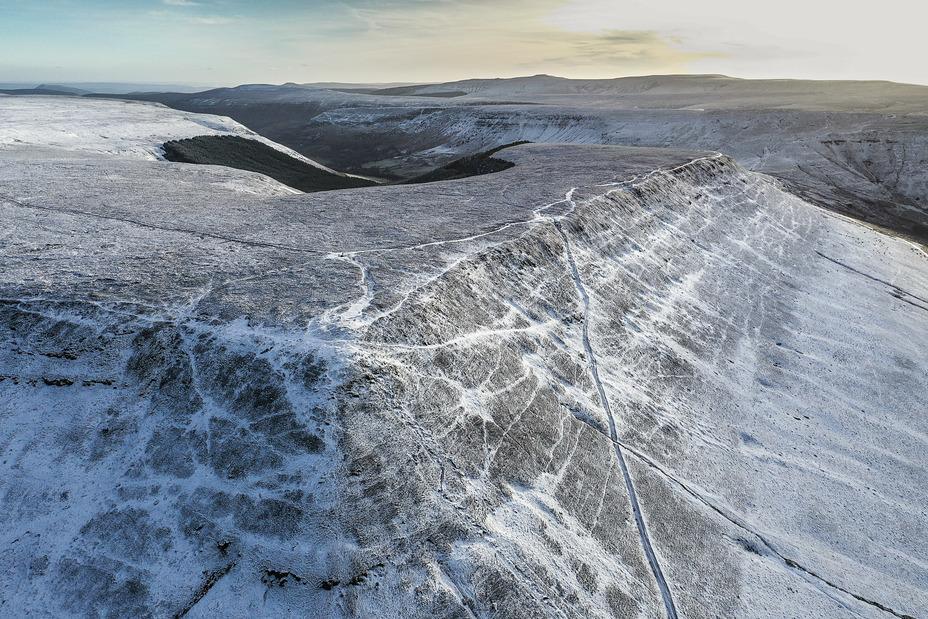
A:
0 95 338 176
0 98 926 618
401 74 928 113
132 77 928 242
304 104 928 241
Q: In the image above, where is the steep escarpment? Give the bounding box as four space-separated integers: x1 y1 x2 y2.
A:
377 107 928 242
321 155 928 617
811 129 928 231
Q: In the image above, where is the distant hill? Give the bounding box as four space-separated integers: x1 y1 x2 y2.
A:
35 84 91 95
366 73 928 103
0 87 79 97
298 81 427 90
0 81 216 94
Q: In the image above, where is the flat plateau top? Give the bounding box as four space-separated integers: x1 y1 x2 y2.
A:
0 96 711 325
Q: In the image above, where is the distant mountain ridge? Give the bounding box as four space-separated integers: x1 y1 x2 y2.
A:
0 81 216 94
365 73 928 99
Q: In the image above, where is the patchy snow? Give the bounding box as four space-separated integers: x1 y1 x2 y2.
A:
0 95 337 174
163 79 928 240
0 96 926 618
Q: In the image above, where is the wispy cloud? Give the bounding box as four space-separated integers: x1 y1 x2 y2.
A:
307 2 721 80
6 0 922 87
146 10 232 25
186 16 232 25
556 30 726 66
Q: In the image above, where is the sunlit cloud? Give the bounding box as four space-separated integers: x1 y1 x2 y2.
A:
0 0 925 85
543 0 928 83
186 16 233 25
146 10 233 25
291 1 720 81
538 30 725 68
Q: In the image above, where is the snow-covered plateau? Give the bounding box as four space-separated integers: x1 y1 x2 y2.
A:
0 95 926 618
135 76 928 244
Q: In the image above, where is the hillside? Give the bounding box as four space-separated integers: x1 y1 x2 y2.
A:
106 75 928 244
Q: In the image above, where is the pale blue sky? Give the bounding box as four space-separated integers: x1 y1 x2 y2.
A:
1 0 925 86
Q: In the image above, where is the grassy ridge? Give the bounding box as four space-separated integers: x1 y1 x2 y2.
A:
162 135 377 193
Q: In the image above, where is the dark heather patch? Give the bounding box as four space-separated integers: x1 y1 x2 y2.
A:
79 507 172 562
55 556 153 619
187 489 303 539
162 135 377 193
605 585 639 619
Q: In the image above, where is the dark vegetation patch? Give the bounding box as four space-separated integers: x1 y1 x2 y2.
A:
332 86 467 98
41 377 74 386
161 135 377 193
161 134 525 190
401 141 530 184
318 578 340 590
404 91 468 98
366 84 463 97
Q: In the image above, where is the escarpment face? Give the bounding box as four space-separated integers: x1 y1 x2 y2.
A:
329 153 928 618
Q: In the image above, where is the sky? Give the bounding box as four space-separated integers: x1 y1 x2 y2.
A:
1 0 926 87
